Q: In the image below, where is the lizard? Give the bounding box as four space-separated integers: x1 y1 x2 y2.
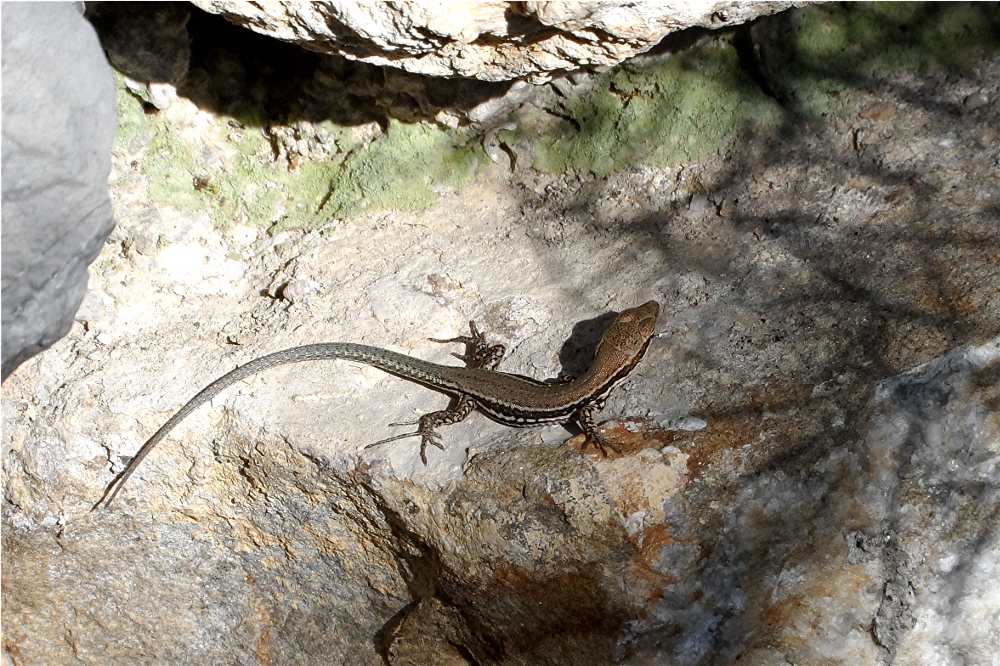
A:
96 300 659 507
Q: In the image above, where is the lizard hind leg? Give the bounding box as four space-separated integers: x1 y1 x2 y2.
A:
368 321 496 464
367 394 479 464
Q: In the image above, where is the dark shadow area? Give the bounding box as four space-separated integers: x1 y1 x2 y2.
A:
87 1 516 128
557 309 621 380
751 3 1000 117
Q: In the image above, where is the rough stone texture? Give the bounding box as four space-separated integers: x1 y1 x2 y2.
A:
190 0 801 81
4 4 1000 665
1 3 117 380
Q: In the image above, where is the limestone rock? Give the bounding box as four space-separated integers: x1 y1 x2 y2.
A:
190 0 801 81
1 3 117 380
4 4 999 663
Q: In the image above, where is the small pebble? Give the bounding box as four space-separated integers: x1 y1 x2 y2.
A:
282 279 322 304
963 92 987 110
688 194 710 214
147 83 176 110
668 416 707 431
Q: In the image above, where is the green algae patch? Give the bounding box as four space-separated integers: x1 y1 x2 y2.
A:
517 38 785 177
113 74 483 231
514 2 1000 176
114 77 204 212
111 2 1000 227
316 120 483 222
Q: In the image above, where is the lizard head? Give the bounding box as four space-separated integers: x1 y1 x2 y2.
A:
593 300 660 367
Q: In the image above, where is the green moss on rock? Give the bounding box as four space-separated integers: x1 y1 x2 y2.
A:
317 120 482 221
112 3 1000 231
519 38 785 177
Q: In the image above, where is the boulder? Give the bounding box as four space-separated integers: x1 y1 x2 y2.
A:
191 0 801 81
1 3 117 380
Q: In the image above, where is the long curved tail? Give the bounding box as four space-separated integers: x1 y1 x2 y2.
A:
93 343 432 508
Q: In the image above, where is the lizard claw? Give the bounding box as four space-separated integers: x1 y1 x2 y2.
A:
419 429 444 465
366 428 421 448
428 320 486 347
428 321 505 371
367 415 445 466
581 424 622 457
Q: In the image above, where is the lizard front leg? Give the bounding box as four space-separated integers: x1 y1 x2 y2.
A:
575 403 621 456
429 320 505 371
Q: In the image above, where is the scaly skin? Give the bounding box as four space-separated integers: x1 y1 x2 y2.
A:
96 301 659 507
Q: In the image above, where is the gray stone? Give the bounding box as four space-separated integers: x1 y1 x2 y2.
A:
1 3 117 380
191 0 802 82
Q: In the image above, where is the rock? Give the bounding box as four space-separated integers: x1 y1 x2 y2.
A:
280 278 323 305
191 0 802 81
963 91 988 110
1 3 117 380
3 4 999 663
4 336 996 663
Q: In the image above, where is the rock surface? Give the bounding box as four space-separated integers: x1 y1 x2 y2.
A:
4 4 1000 665
191 0 801 81
1 3 117 380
